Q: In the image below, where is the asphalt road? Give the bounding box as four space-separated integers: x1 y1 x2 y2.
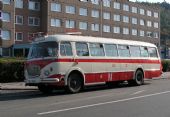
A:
1 79 170 117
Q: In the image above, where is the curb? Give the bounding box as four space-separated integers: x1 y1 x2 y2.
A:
0 87 37 90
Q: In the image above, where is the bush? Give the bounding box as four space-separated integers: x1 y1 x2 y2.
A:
162 59 170 72
0 57 25 83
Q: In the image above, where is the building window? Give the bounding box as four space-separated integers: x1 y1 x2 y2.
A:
2 0 10 4
114 2 120 9
154 12 159 18
66 5 75 14
15 0 23 8
79 8 87 16
51 18 61 27
123 16 129 23
113 26 120 34
132 7 137 13
79 22 87 30
103 0 110 7
51 3 61 12
140 30 145 37
28 17 40 26
147 31 152 37
66 20 75 28
91 10 99 18
140 8 145 15
103 12 110 20
123 28 129 35
28 1 40 11
113 14 120 21
153 32 159 38
147 21 152 27
91 0 99 5
15 15 23 25
132 17 137 24
147 10 152 17
15 32 23 41
140 19 145 26
91 23 99 31
123 4 129 11
132 29 137 36
2 12 10 22
1 30 10 40
154 22 159 28
103 25 110 33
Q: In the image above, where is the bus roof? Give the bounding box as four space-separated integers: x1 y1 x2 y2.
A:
34 34 157 48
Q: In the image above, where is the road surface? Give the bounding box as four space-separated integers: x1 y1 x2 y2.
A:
1 79 170 117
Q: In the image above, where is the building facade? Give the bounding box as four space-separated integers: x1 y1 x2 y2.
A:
0 0 160 57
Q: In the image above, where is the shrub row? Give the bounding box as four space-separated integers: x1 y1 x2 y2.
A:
162 59 170 72
0 58 25 83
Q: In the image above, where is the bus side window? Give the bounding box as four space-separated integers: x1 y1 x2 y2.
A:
148 47 158 58
89 43 105 56
76 42 89 56
104 44 118 57
60 42 73 56
118 45 130 57
130 46 140 57
140 47 149 57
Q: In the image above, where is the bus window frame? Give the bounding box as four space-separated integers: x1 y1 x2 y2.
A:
59 41 73 57
89 43 105 57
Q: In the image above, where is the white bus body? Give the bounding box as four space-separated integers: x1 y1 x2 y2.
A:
25 34 162 93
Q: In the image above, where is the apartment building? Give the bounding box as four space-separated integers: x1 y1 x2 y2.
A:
0 0 160 57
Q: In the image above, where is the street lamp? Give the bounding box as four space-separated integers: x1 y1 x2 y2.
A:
100 0 103 37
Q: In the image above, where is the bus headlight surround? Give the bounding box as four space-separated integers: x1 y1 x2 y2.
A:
44 70 50 76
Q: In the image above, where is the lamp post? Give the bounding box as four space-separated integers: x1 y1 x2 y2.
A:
100 0 103 37
12 0 15 57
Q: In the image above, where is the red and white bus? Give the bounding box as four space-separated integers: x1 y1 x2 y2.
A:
25 34 162 93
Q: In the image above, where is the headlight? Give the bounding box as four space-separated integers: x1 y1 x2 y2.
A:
44 70 50 76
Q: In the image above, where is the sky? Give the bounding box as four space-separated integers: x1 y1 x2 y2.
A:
130 0 170 3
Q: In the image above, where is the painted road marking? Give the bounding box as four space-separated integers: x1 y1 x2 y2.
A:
131 90 145 95
38 90 170 115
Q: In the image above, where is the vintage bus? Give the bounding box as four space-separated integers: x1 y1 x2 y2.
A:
25 34 162 93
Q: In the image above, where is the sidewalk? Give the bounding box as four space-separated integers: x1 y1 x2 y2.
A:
0 72 170 90
0 82 37 90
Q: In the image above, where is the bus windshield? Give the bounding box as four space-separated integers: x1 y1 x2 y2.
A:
28 41 58 59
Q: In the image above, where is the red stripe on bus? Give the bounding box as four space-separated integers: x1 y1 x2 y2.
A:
84 70 161 84
57 58 160 64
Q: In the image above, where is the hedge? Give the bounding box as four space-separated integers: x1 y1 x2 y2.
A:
162 59 170 72
0 57 25 83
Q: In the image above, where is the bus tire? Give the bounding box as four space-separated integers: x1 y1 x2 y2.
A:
38 85 53 94
66 73 83 93
129 70 144 86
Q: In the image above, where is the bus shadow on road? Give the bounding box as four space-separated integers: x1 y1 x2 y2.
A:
0 82 151 101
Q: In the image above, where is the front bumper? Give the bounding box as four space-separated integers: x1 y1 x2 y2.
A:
25 77 61 86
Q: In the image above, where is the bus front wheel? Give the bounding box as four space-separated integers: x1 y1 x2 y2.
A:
66 73 83 93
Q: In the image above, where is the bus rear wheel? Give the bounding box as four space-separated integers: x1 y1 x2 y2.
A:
66 73 83 93
129 70 144 86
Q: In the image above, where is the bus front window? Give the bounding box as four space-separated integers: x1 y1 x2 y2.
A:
29 42 58 59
